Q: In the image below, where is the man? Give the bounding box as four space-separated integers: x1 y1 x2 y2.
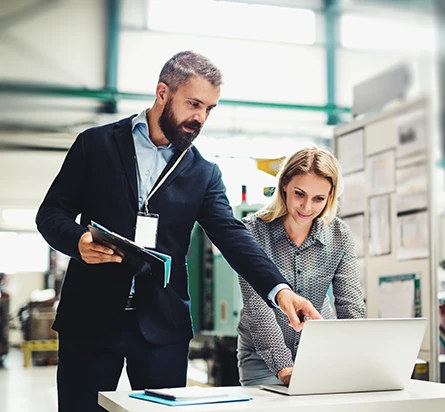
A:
36 50 321 411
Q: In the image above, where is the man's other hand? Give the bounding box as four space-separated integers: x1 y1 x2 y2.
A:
276 289 322 332
78 231 123 264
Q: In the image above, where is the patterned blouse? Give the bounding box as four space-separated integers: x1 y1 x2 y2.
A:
237 214 366 375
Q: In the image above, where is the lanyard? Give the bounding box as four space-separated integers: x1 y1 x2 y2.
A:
142 148 189 215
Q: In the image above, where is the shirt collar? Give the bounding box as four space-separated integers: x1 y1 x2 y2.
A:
132 109 149 131
310 218 329 246
131 109 174 150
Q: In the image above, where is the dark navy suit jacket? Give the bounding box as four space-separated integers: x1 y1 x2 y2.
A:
36 115 289 344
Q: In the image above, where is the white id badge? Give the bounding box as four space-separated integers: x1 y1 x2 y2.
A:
135 212 159 248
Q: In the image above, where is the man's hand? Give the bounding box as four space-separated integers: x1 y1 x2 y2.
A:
277 367 293 386
276 288 322 332
78 231 122 264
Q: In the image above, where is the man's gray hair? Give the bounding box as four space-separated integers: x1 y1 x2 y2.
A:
158 50 223 92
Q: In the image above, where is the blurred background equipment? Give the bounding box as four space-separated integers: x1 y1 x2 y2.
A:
0 273 10 367
188 185 265 386
18 289 59 367
255 157 285 177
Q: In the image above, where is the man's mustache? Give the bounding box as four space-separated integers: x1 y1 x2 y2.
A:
183 120 202 131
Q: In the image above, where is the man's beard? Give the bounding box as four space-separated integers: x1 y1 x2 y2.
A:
158 98 202 152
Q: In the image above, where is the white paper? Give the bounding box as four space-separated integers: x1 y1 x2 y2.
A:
377 274 416 318
397 211 429 260
339 171 366 216
343 214 365 258
146 386 228 400
367 150 395 197
368 195 391 256
337 128 365 174
396 164 428 213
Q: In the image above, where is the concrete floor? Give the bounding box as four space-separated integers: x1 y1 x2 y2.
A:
0 347 208 411
0 347 133 411
0 347 58 411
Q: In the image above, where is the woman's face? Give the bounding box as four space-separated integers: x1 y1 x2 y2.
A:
283 172 332 228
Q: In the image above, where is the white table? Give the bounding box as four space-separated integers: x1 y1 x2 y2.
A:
99 379 445 412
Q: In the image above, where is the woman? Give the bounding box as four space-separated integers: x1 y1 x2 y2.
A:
237 146 365 386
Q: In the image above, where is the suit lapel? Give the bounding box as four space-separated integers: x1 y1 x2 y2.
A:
147 147 194 205
112 116 195 208
113 115 138 203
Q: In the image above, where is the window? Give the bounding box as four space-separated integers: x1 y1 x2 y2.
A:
147 0 316 45
0 232 49 273
340 14 435 54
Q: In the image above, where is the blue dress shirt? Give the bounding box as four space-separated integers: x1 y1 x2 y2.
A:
132 109 176 211
129 110 288 305
130 110 175 294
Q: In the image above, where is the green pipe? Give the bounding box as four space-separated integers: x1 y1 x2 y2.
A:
220 98 350 114
325 0 339 125
104 0 120 113
0 82 351 115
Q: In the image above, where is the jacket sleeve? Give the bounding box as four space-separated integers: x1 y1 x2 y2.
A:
196 163 291 306
35 133 89 261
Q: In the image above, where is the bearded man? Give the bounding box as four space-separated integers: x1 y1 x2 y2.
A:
36 50 321 412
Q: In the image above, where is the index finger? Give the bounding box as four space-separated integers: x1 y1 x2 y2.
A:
304 305 323 320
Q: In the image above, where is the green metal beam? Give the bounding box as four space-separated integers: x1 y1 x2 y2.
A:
104 0 120 113
324 0 339 125
0 82 150 101
220 98 350 116
0 82 351 116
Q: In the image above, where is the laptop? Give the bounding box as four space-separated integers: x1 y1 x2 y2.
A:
261 317 427 396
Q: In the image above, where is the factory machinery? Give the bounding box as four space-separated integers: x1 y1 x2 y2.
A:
187 191 264 386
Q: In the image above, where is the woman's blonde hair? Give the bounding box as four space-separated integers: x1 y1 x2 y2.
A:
257 146 343 225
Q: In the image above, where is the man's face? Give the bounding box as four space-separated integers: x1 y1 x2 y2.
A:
158 76 220 151
158 97 201 152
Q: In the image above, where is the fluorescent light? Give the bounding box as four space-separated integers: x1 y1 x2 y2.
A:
2 209 37 225
0 232 49 273
147 0 316 45
340 14 435 54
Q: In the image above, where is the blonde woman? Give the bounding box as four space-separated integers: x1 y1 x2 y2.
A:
237 146 365 387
